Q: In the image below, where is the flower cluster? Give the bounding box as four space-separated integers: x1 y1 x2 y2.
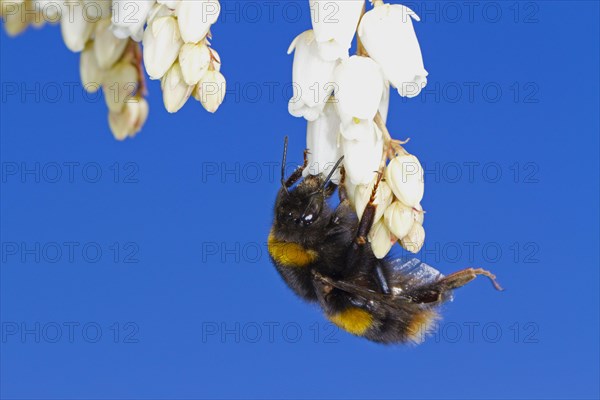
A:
0 0 226 140
288 0 428 258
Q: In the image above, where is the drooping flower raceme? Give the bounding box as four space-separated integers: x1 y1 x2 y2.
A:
1 0 227 140
138 1 225 114
288 1 429 258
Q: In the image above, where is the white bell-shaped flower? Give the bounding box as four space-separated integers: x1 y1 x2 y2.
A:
142 15 182 80
176 0 220 43
386 154 424 208
334 56 385 140
369 219 396 259
358 3 428 98
354 179 392 222
195 70 226 113
309 0 364 61
384 201 414 240
111 0 154 41
161 62 193 113
80 42 104 93
108 97 149 140
94 18 128 69
303 100 343 184
400 221 425 253
179 42 212 85
60 0 94 52
288 30 338 121
341 124 383 185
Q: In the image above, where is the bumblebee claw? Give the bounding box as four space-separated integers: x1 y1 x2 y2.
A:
472 268 504 291
441 267 504 292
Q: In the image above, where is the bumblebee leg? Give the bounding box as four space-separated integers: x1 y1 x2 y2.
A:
406 268 503 304
355 172 383 245
338 167 349 203
346 172 391 294
375 263 391 294
285 149 310 187
440 268 504 291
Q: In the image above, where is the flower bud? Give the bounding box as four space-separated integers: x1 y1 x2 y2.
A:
108 97 149 140
384 201 414 240
161 62 194 113
94 18 128 69
3 1 28 36
176 0 220 43
103 61 138 113
60 0 94 52
33 0 61 21
413 203 424 225
179 42 211 85
354 179 392 222
111 0 153 41
209 48 221 72
157 0 178 9
400 222 425 254
385 154 424 208
142 15 182 80
80 42 104 93
369 219 396 259
146 2 174 25
194 70 226 113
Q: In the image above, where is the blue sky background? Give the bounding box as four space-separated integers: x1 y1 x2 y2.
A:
1 1 599 399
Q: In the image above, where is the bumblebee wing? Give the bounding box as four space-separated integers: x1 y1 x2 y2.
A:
312 272 413 310
386 257 455 303
386 257 444 288
314 258 452 308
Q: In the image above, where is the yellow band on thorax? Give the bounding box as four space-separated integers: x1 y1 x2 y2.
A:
268 231 318 267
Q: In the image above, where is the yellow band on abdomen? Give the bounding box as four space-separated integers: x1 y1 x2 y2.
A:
328 307 373 336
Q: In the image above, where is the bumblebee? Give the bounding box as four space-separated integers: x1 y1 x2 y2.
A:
268 138 503 344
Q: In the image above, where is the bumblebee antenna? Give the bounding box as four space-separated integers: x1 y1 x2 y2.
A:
321 156 344 190
281 136 289 194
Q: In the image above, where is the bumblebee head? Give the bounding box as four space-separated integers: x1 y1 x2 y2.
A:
275 175 330 228
275 137 343 232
